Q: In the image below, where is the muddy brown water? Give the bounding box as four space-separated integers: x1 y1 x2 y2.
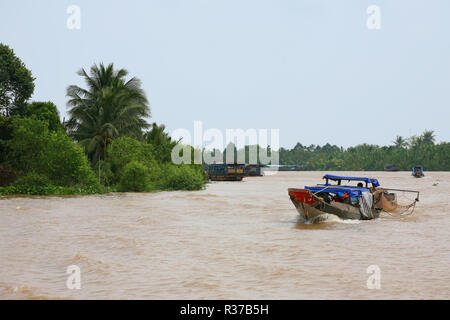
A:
0 171 449 299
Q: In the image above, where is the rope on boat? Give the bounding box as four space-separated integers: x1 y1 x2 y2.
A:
311 185 332 195
310 192 325 202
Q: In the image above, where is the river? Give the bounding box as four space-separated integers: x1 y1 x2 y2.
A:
0 171 449 299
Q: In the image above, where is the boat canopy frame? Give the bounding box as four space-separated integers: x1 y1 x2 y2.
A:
322 174 380 188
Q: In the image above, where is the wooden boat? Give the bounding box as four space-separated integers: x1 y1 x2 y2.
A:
384 164 400 171
288 174 404 222
207 163 245 181
244 164 264 177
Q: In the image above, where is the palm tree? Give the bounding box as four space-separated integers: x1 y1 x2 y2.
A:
421 130 436 145
66 63 150 166
145 122 171 146
393 135 407 148
408 135 423 149
144 122 179 163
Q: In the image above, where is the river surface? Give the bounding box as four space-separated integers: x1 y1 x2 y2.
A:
0 171 449 299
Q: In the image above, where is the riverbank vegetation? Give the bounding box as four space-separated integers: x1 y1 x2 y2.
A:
0 43 205 195
278 132 450 171
207 133 449 171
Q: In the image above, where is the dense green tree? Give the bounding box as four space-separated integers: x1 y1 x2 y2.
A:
5 117 96 186
65 63 151 166
0 115 13 162
26 101 62 132
0 43 35 115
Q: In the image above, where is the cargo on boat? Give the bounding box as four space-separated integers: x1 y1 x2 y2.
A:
288 174 419 222
207 163 245 181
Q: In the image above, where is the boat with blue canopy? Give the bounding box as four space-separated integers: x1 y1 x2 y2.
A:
412 166 424 178
288 174 419 222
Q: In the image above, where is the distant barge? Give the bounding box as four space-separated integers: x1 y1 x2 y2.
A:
384 164 400 172
245 164 265 176
207 164 245 181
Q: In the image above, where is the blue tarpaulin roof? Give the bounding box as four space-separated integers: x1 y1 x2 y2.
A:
323 174 380 187
305 185 367 197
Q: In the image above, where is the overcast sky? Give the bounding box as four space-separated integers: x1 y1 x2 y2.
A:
1 0 449 148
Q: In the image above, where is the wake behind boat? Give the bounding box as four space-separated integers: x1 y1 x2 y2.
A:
288 174 420 222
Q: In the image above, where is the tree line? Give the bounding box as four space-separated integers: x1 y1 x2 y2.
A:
0 43 205 195
278 132 449 171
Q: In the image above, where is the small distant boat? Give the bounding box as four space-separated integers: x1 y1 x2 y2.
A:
288 174 419 222
384 164 400 172
278 165 301 171
412 165 424 178
244 164 264 177
207 164 245 181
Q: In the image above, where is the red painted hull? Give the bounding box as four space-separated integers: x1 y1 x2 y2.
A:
288 188 315 205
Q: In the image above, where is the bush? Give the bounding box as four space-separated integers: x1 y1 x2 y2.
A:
106 136 206 191
14 172 50 186
159 164 205 191
43 131 96 186
118 161 151 192
0 184 114 196
107 137 156 185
